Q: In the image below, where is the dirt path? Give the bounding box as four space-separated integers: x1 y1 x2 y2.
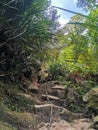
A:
0 81 95 130
32 81 95 130
37 119 93 130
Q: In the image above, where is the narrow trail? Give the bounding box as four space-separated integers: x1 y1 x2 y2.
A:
31 81 95 130
0 81 95 130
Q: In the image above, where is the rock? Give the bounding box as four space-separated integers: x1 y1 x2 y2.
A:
22 78 39 93
34 104 84 122
0 120 15 130
28 84 39 93
34 104 63 118
93 115 98 123
0 105 40 129
37 119 94 130
38 120 74 130
93 115 98 129
83 88 98 102
56 90 65 99
52 85 65 90
17 93 41 104
83 88 98 110
35 104 62 113
34 104 63 123
42 94 59 101
72 118 94 130
60 108 84 122
52 85 66 99
65 88 78 108
35 104 62 108
52 81 61 84
17 93 34 100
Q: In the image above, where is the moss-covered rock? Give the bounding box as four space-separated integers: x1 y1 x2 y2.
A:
0 104 40 129
83 87 98 110
0 121 16 130
93 115 98 129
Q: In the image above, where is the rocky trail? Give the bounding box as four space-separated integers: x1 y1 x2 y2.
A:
0 81 96 130
33 81 95 130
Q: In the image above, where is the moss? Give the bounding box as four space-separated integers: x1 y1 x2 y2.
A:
0 104 34 129
87 95 98 109
0 81 32 112
0 121 17 130
8 111 34 128
83 88 98 110
0 121 16 130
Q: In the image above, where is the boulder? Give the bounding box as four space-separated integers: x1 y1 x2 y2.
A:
93 115 98 129
83 88 98 110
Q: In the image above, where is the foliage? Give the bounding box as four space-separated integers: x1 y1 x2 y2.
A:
7 95 33 112
0 120 16 130
0 81 34 112
52 7 98 75
1 0 98 126
77 0 98 10
64 80 96 113
47 61 66 80
0 0 59 81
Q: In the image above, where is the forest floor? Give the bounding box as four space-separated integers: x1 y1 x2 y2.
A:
0 80 96 130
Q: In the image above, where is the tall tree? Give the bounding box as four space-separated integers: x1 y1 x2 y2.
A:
0 0 59 80
77 0 98 10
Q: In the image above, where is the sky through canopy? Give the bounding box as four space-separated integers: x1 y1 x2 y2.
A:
51 0 87 26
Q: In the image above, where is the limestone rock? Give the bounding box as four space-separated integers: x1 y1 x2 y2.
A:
0 121 15 130
93 115 98 129
57 89 65 99
28 84 39 93
17 93 34 100
52 85 66 99
60 108 84 122
94 115 98 123
35 104 62 110
42 94 59 101
34 104 63 116
52 85 65 90
83 88 98 109
37 119 94 130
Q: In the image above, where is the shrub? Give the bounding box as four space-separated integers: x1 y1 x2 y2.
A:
48 62 66 80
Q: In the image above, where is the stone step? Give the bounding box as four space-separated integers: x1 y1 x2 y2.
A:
35 104 63 109
60 109 84 122
34 104 84 122
28 84 39 93
52 85 67 99
34 104 63 115
52 85 66 90
41 94 59 101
